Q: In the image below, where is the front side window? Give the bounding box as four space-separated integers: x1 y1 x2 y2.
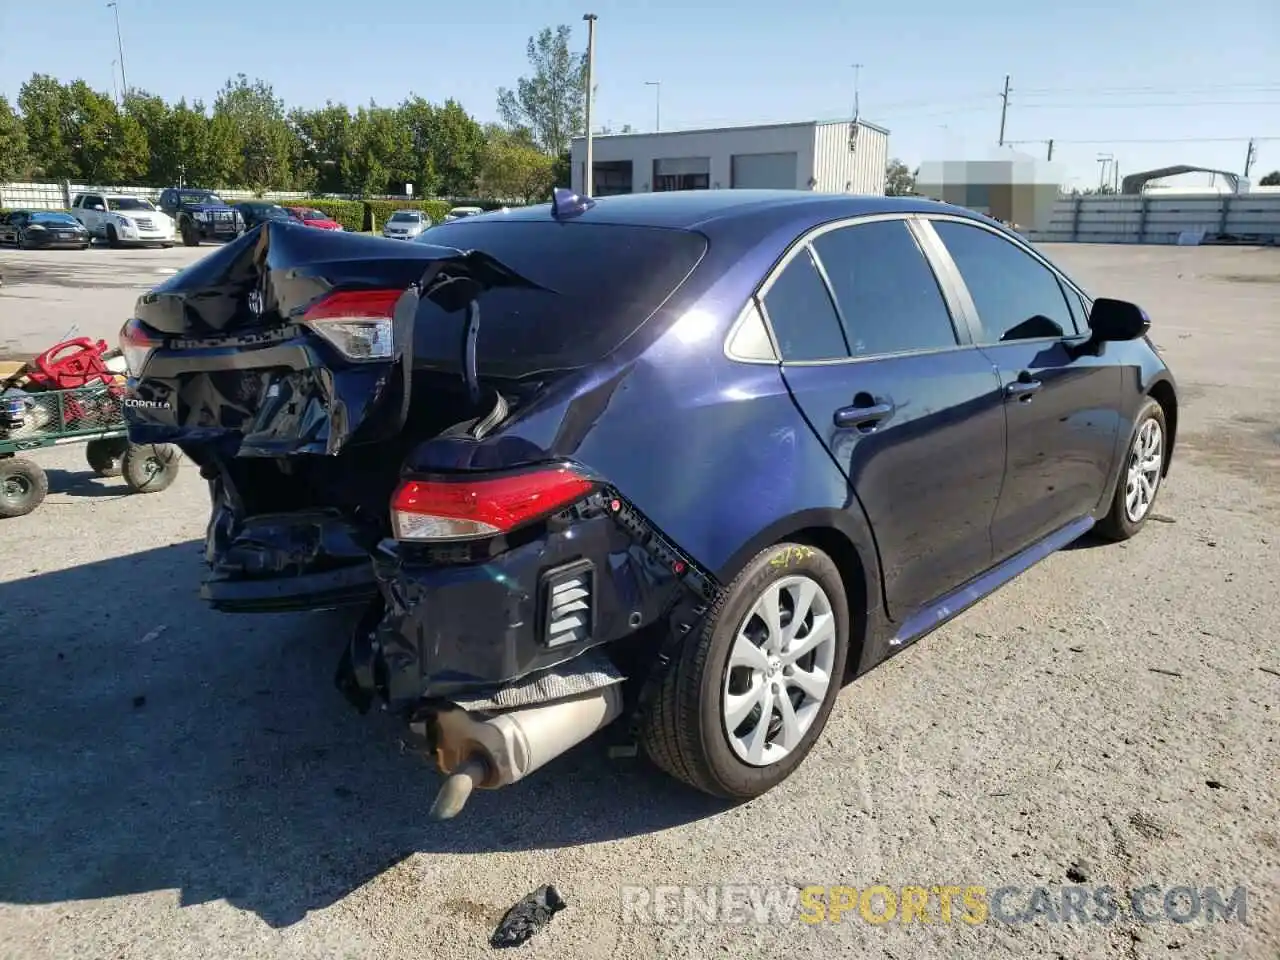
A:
108 197 155 212
811 220 960 356
760 249 849 362
931 220 1076 343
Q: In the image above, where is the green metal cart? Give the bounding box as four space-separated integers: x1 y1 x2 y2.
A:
0 383 182 518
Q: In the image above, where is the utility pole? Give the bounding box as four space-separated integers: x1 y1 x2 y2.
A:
1244 138 1257 177
1046 139 1054 161
997 74 1010 146
1097 155 1112 191
851 63 863 120
583 13 597 196
107 2 128 98
645 81 661 132
110 60 119 106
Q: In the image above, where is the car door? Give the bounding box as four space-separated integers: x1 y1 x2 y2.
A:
762 216 1007 620
0 213 15 245
919 217 1122 562
80 194 105 236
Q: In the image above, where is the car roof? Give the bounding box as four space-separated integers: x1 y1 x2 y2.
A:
492 190 977 235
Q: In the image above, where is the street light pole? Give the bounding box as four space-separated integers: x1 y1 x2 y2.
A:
107 2 128 98
582 13 598 197
645 81 661 132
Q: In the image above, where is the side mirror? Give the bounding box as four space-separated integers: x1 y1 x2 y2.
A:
1088 298 1150 343
91 204 106 211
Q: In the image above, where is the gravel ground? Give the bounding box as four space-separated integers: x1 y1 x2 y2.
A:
0 242 1277 960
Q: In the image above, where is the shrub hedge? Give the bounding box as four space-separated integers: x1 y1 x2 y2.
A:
364 199 451 231
281 199 364 232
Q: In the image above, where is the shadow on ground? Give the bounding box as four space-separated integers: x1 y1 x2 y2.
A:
0 542 727 928
41 467 134 498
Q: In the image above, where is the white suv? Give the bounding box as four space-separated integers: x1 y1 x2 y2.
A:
71 193 175 247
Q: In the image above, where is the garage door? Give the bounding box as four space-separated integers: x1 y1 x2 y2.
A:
730 152 799 189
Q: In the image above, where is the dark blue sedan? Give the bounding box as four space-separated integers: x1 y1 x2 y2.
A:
120 189 1176 813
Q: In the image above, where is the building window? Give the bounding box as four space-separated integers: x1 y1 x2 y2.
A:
592 161 633 196
653 157 710 192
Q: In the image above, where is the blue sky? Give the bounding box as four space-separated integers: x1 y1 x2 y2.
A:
1 0 1277 187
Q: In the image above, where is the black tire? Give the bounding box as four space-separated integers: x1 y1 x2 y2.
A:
181 221 200 247
121 443 181 494
106 224 121 248
85 437 130 477
16 230 27 250
1095 396 1168 542
0 458 49 518
160 242 173 249
640 541 851 800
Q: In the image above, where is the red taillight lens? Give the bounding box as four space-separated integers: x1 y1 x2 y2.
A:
390 467 597 542
302 288 402 361
119 318 161 377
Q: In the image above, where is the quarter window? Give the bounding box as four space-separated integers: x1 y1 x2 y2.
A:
811 220 960 356
760 248 849 361
932 220 1076 343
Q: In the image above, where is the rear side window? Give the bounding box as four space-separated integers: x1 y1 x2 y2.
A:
760 249 849 361
811 220 959 356
411 220 708 376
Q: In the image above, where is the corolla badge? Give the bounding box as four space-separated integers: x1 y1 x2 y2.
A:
123 398 173 409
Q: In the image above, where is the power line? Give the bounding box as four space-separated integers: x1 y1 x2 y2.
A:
1017 100 1280 109
1017 82 1280 96
1006 136 1278 145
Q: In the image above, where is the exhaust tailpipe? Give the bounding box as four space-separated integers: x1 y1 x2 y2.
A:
427 684 624 820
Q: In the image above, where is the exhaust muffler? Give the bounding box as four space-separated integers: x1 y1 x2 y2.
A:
427 684 624 820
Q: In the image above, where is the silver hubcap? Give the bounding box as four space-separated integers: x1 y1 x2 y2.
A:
1125 417 1163 523
722 575 838 767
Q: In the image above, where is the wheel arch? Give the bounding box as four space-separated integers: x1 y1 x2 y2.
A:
715 508 881 671
1146 376 1177 475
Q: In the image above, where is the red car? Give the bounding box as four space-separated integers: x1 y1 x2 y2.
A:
286 206 343 231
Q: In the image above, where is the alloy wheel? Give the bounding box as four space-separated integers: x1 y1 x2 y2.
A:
1125 417 1163 523
722 574 838 767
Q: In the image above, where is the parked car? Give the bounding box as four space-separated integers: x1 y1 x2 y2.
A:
70 193 175 247
157 188 243 246
0 209 91 249
443 205 484 221
233 201 295 230
381 209 430 240
119 190 1177 814
286 206 343 231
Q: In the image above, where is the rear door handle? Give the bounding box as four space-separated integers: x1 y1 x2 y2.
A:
834 401 895 429
1004 376 1042 401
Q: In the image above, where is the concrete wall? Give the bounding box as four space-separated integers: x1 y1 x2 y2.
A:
1023 193 1280 244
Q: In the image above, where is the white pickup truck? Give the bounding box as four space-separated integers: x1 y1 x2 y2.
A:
70 192 176 248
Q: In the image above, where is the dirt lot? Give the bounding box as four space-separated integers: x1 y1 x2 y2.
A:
0 242 1278 960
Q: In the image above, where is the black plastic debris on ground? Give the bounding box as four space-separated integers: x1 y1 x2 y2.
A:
490 884 566 949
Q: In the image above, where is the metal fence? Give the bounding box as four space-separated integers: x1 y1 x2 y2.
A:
0 180 420 210
1024 193 1280 244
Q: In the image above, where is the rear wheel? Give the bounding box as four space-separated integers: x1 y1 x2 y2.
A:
0 458 49 518
86 437 130 477
640 542 849 799
1095 397 1167 541
121 443 181 494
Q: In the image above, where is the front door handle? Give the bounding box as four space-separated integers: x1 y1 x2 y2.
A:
1004 375 1042 401
834 401 895 430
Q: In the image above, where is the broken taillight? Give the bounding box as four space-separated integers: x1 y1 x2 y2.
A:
119 318 162 377
301 288 403 361
390 467 597 542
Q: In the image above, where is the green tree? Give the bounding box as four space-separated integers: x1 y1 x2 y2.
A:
213 75 293 190
430 99 486 196
64 81 147 182
885 158 917 196
287 103 352 193
0 96 29 181
17 73 75 178
496 25 587 156
153 99 213 186
397 97 440 197
123 90 171 183
480 128 556 203
342 103 412 196
1260 170 1280 187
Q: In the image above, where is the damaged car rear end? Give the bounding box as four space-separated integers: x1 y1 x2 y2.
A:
123 211 719 816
